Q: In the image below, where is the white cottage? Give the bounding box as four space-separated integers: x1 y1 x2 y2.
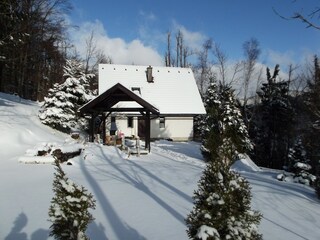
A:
80 64 206 147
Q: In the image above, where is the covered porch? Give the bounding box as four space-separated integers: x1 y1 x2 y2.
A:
79 83 159 152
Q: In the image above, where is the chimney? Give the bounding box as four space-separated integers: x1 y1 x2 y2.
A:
146 65 154 83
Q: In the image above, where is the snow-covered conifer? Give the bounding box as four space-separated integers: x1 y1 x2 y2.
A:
287 138 316 185
200 80 221 159
39 59 94 133
186 139 262 240
287 138 307 171
48 159 96 240
201 81 252 163
189 84 261 239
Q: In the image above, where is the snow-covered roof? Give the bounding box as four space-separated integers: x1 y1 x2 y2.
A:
98 64 206 115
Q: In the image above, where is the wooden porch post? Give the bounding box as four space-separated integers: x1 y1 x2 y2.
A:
145 111 151 152
102 113 106 145
89 113 95 142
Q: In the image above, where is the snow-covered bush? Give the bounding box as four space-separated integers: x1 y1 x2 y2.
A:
39 59 94 133
48 159 96 240
280 138 316 186
186 139 262 240
277 170 316 186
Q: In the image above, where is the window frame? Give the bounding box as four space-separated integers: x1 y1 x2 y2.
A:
127 116 134 128
159 117 165 129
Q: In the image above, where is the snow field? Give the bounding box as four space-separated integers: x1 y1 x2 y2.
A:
1 92 320 240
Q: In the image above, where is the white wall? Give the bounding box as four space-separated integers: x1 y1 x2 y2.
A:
150 117 193 141
107 116 194 141
116 116 138 137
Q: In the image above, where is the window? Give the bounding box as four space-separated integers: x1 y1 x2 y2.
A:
159 117 165 128
110 116 117 135
131 87 141 95
127 116 134 128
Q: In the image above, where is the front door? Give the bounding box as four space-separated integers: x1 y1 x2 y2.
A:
138 117 145 139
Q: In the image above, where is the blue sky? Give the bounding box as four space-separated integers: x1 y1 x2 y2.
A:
69 0 320 69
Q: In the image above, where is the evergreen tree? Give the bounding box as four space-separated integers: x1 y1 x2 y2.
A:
254 65 295 169
186 139 262 240
188 80 261 239
287 137 316 186
304 56 320 189
306 55 320 119
287 137 308 171
49 159 96 240
0 0 71 100
201 80 252 163
200 80 221 159
39 59 94 133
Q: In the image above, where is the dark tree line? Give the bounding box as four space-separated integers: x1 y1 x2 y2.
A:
250 65 294 169
244 58 320 192
0 0 71 100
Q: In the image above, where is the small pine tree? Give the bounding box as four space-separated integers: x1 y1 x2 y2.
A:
48 159 96 240
201 81 252 162
189 81 261 239
285 138 316 186
287 138 306 171
186 139 262 240
199 80 221 159
39 59 94 133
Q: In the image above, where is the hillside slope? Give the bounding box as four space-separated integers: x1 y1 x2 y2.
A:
0 92 319 240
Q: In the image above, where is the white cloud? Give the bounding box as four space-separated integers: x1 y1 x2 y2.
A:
69 20 163 66
138 10 156 21
266 49 296 67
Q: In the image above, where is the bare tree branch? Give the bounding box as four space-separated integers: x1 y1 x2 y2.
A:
273 6 320 30
292 12 320 30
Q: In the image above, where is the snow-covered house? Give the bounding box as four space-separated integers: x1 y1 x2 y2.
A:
79 64 205 149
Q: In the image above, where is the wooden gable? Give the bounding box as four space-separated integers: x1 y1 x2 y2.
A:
79 83 159 115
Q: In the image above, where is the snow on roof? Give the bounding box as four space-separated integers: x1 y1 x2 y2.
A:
98 64 206 115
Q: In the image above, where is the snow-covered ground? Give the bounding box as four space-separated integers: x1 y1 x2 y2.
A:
1 92 320 240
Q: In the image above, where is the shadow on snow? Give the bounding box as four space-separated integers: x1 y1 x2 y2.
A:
79 143 196 239
5 212 49 240
79 149 147 240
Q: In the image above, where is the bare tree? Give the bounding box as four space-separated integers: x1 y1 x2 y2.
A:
213 43 228 85
287 64 302 97
230 62 243 86
84 30 97 74
196 39 214 96
212 43 241 86
87 47 112 93
83 31 112 72
253 67 264 104
242 38 261 107
176 30 183 67
164 31 173 67
164 29 192 68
